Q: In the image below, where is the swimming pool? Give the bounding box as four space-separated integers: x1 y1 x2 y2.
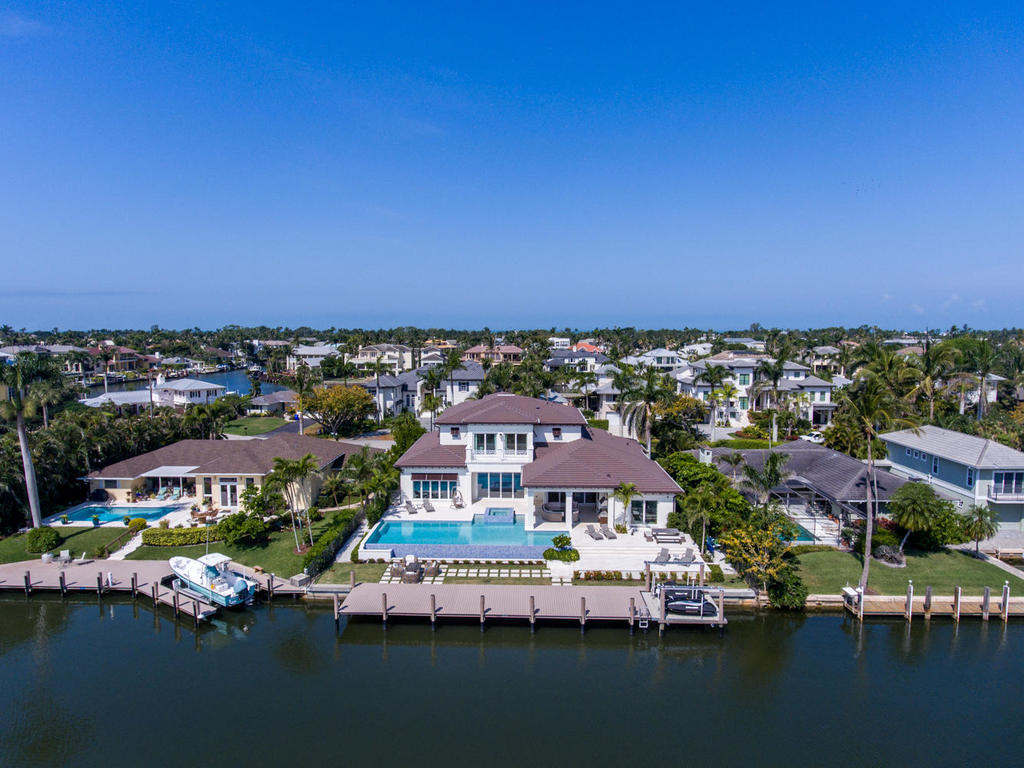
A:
64 505 178 523
791 522 816 543
363 513 559 559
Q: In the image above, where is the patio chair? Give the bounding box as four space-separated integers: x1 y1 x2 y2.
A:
653 548 670 564
388 559 404 578
643 528 654 542
404 500 419 515
600 524 617 539
424 560 441 578
58 550 71 565
585 525 603 541
422 499 436 513
679 547 695 565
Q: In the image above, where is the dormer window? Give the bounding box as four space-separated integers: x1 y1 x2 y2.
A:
450 427 460 439
552 428 562 439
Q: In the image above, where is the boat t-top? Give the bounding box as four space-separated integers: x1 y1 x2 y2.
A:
169 553 258 608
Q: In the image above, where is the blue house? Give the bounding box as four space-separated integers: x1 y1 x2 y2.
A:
881 425 1024 531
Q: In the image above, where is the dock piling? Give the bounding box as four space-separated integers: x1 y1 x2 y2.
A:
430 593 437 628
718 588 724 625
173 588 180 618
333 594 340 628
905 580 913 623
628 597 635 634
268 573 275 602
1002 582 1010 623
350 570 356 590
96 571 103 596
381 591 388 627
24 570 31 595
658 586 666 636
151 581 158 608
644 564 651 591
131 572 137 598
580 596 586 633
193 600 199 629
58 571 66 598
953 586 962 622
982 586 991 621
479 595 485 632
529 595 536 633
924 586 932 620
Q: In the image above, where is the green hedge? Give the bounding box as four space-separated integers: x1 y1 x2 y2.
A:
787 544 837 556
543 547 580 562
26 526 61 553
141 525 223 546
303 508 361 576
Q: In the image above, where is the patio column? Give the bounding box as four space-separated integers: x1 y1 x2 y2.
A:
565 492 574 528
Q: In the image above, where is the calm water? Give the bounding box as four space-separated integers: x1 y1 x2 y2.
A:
1 597 1021 768
88 369 286 396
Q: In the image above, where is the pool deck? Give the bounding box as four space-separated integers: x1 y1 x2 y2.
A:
45 498 195 528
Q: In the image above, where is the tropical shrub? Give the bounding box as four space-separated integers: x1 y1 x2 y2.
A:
127 517 148 534
544 547 580 562
218 511 271 547
551 534 572 549
25 526 61 553
302 508 361 575
141 526 223 546
851 525 899 555
708 563 725 582
766 566 808 609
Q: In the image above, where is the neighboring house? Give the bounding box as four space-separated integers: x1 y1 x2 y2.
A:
573 340 605 354
722 337 767 352
623 348 685 370
247 389 298 415
362 362 486 417
675 355 837 427
807 345 841 373
87 344 145 372
86 435 373 509
544 349 610 374
395 394 682 529
462 344 524 365
80 377 226 410
286 343 340 371
347 343 413 373
881 425 1024 530
0 344 95 375
680 342 713 359
882 336 919 347
548 336 571 350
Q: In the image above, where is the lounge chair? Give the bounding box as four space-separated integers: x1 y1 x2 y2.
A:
424 560 441 578
388 559 404 578
643 528 654 542
679 547 695 564
653 548 670 564
653 528 683 544
58 550 71 565
585 525 603 541
600 524 617 539
422 499 436 513
404 500 419 515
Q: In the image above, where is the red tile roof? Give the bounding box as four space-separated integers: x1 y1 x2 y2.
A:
435 394 586 426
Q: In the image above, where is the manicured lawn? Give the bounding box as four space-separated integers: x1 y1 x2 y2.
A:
794 548 1024 596
315 561 387 585
126 519 333 577
0 526 128 564
222 416 288 436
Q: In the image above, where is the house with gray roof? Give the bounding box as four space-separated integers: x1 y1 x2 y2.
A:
881 425 1024 530
395 393 682 530
80 376 225 411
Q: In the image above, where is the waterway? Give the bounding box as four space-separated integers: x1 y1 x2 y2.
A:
1 596 1020 767
86 368 286 396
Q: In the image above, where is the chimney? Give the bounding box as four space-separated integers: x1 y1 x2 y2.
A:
698 447 713 465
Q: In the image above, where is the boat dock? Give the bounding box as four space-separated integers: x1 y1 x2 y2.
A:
843 583 1024 622
0 558 306 625
339 583 727 632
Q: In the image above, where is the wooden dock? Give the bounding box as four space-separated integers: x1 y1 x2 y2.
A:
843 583 1024 622
340 583 726 631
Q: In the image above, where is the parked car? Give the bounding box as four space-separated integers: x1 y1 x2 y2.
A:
799 431 825 444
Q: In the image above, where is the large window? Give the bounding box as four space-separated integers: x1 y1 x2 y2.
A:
966 467 975 489
412 473 458 500
739 374 750 386
993 472 1024 495
473 472 523 499
504 433 528 454
631 499 658 525
474 433 497 454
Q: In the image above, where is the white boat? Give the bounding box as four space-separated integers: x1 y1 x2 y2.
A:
169 553 258 607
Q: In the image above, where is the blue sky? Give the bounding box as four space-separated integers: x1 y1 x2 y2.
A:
1 2 1022 331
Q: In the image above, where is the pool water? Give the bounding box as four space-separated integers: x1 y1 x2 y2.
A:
65 505 177 523
364 514 558 559
791 522 816 543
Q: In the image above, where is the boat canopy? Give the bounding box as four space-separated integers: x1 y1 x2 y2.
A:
198 553 233 567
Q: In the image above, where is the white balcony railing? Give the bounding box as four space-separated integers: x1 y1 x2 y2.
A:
988 488 1024 502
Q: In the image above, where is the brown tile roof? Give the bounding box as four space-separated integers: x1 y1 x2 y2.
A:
393 432 467 468
88 435 378 479
435 394 586 426
523 428 683 494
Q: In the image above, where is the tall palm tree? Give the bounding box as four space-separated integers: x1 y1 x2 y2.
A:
965 340 1000 420
366 355 389 422
681 484 720 553
963 504 1000 555
97 347 116 393
838 380 918 590
720 452 745 482
443 349 466 407
0 353 57 527
420 393 443 431
247 370 263 398
908 339 956 421
619 366 672 454
754 358 786 443
612 481 637 528
267 453 322 548
29 367 66 429
741 451 791 508
343 447 379 514
696 365 728 426
718 382 739 426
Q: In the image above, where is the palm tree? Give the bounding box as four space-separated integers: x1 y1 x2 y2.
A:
696 365 728 426
366 355 389 422
97 347 116 393
267 453 321 548
320 471 348 508
420 393 443 431
612 481 637 528
29 371 66 429
889 484 937 552
740 451 791 508
443 350 466 407
247 370 263 398
965 340 1000 420
962 503 1000 555
0 353 57 527
908 339 956 422
754 358 786 443
680 484 719 553
293 362 316 433
619 366 672 454
718 382 739 426
343 447 378 514
838 380 918 590
720 452 745 483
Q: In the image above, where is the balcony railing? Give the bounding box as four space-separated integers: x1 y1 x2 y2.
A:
988 488 1024 502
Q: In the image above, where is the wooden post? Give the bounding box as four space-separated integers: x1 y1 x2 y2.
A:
717 588 724 624
381 591 388 627
982 586 991 621
1001 581 1010 623
59 571 66 598
479 594 486 632
430 593 437 628
350 570 356 590
924 586 933 620
131 572 138 598
23 570 31 595
857 587 864 620
645 564 651 591
953 585 961 623
268 573 275 602
152 581 158 607
580 596 586 633
699 562 705 587
905 580 913 623
97 571 103 596
529 595 536 633
333 593 340 628
628 596 635 634
193 600 199 629
173 589 180 618
659 586 666 635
